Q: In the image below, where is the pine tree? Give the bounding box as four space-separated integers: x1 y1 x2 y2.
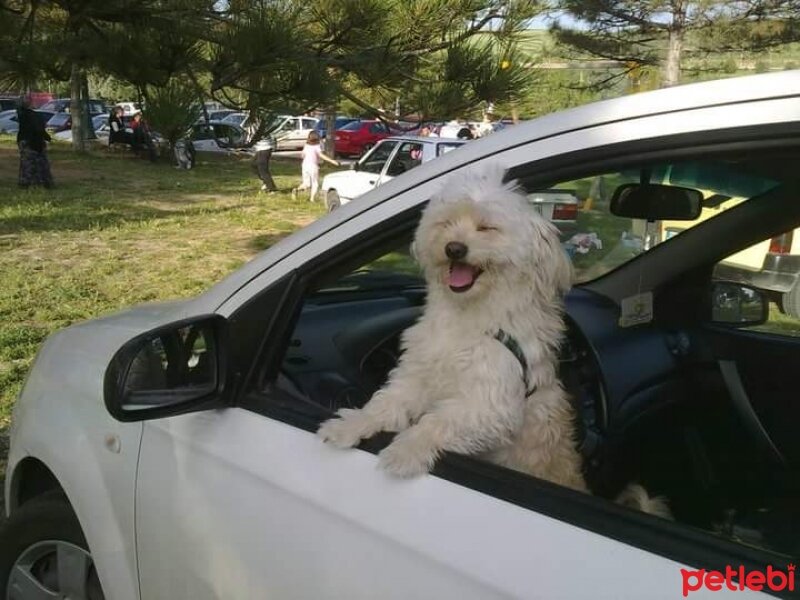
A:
550 0 800 89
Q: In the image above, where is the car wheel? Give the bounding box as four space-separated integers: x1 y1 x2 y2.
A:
781 280 800 318
0 493 105 600
326 190 341 212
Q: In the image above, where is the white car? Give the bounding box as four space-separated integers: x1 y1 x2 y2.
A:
322 136 465 211
115 102 141 117
189 121 247 153
269 115 319 150
5 71 800 600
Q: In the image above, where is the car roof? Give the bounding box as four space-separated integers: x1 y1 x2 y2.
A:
380 135 466 144
197 70 800 312
195 120 242 128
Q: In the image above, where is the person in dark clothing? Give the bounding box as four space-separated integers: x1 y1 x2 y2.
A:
108 106 129 146
130 111 157 162
243 112 277 192
252 135 277 192
16 97 54 188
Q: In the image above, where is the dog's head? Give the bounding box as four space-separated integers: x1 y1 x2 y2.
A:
414 164 572 305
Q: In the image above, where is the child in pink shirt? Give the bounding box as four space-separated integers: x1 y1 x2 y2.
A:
292 131 339 202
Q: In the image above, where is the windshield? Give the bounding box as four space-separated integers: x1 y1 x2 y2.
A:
532 156 783 283
339 120 363 131
39 100 67 112
48 113 70 125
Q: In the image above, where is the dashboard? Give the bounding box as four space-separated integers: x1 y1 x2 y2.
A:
280 286 689 448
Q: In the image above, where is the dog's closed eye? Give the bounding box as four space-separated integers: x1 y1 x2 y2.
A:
477 224 499 232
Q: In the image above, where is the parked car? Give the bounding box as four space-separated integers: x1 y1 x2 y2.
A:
0 97 18 112
39 98 107 116
437 120 476 139
0 110 18 133
1 109 55 135
5 71 800 600
45 111 72 133
33 110 55 128
189 121 246 153
661 186 800 318
198 109 238 123
221 112 248 126
526 189 579 237
334 119 393 156
322 135 465 211
115 102 141 116
53 114 111 142
268 115 319 150
313 116 358 140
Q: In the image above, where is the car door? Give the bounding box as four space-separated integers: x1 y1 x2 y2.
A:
272 117 295 149
300 117 318 141
190 125 216 152
379 141 424 185
340 140 399 198
129 91 800 598
703 233 800 475
283 117 313 148
131 242 695 600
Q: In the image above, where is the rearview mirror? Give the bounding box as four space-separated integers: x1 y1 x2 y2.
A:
104 315 227 421
610 183 703 221
710 282 769 327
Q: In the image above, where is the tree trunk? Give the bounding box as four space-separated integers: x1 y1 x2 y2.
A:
81 72 96 140
70 64 86 152
663 29 682 87
663 1 686 88
324 107 336 157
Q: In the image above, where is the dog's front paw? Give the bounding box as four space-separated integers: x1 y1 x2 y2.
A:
317 409 374 449
378 437 436 478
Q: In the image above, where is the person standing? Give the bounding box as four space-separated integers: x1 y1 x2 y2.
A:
253 129 277 192
292 131 339 202
242 111 278 193
16 96 54 189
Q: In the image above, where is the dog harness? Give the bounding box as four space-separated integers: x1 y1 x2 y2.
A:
493 329 537 398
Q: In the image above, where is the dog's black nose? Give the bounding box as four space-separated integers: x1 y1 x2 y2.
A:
445 241 468 260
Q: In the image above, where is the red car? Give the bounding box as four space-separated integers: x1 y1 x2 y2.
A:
334 120 393 157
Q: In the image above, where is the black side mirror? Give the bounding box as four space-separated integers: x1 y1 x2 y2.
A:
710 282 769 327
610 183 703 221
104 315 228 422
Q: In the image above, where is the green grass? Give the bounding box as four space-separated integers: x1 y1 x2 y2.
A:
0 137 327 425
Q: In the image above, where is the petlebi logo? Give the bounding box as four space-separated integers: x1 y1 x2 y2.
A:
681 564 795 596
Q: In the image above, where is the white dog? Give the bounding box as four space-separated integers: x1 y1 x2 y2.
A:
318 165 668 516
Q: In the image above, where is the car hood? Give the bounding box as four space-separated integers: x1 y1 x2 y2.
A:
322 170 356 187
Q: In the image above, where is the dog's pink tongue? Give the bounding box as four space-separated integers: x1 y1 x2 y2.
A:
448 263 474 287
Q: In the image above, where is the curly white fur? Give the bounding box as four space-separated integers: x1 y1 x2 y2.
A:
318 164 668 516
